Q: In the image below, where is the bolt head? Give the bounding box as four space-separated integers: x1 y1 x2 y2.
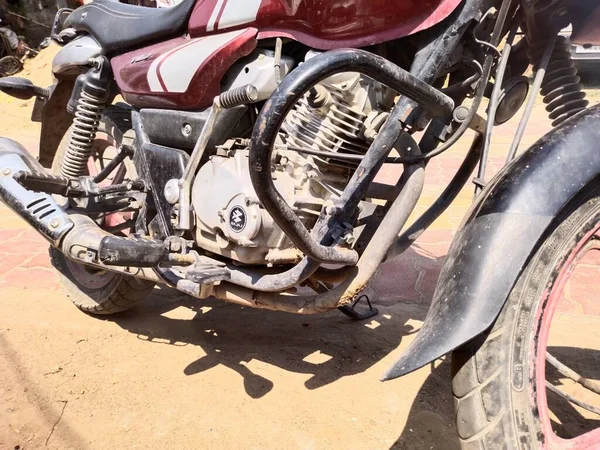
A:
49 219 60 229
325 204 339 216
182 123 192 137
2 168 10 176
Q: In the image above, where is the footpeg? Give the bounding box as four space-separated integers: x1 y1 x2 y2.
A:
98 236 166 267
14 171 73 196
15 171 146 198
0 77 50 100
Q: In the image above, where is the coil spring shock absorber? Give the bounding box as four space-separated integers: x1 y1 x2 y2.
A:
60 57 112 179
540 36 589 127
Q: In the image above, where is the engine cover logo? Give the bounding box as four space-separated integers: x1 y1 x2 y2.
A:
229 206 246 233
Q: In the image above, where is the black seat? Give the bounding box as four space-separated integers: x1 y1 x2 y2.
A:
64 0 197 54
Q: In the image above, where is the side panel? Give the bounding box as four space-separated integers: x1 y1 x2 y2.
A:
110 28 258 110
384 104 600 380
188 0 463 50
52 36 103 76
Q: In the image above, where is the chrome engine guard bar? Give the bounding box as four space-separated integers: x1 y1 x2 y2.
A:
248 48 454 266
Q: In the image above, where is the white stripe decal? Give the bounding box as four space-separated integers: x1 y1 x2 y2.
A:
217 0 261 30
158 29 247 93
147 52 171 92
207 0 226 32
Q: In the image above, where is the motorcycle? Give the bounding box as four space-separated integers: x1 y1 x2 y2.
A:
0 0 598 447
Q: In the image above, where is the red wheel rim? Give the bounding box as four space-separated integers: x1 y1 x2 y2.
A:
87 131 131 231
65 131 132 287
534 223 600 449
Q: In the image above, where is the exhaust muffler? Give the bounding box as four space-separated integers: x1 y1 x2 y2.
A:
0 138 73 244
0 138 160 283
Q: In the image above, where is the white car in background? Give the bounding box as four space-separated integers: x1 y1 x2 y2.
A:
562 25 600 70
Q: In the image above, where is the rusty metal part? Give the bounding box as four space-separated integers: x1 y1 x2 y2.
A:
211 156 424 314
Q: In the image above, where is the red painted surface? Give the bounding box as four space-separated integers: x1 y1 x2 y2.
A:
189 0 463 50
113 0 463 109
534 225 600 449
111 28 258 110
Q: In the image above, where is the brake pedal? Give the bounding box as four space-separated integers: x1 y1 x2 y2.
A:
185 256 230 284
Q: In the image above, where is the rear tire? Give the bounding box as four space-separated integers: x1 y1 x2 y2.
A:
50 108 155 315
0 56 22 77
452 192 600 449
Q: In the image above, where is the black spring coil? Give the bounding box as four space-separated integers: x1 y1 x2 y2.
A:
540 36 589 127
60 88 105 179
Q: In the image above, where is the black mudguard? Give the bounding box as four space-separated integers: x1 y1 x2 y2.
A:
384 103 600 380
39 79 75 168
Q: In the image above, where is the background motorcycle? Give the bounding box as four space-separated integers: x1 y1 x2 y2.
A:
0 0 598 447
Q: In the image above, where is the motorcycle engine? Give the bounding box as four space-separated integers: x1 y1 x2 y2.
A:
191 62 395 265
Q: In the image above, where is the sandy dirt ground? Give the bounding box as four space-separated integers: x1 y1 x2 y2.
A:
0 47 599 449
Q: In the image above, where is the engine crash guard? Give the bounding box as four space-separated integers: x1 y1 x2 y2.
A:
384 103 600 380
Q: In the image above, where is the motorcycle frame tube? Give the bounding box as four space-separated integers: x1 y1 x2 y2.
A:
214 133 481 305
213 154 425 313
386 132 483 260
384 104 600 380
249 48 453 266
225 132 421 292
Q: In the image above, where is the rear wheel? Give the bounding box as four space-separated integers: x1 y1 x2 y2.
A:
452 192 600 449
0 56 22 77
50 108 155 315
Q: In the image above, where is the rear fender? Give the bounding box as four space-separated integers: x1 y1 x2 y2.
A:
384 103 600 380
39 79 75 168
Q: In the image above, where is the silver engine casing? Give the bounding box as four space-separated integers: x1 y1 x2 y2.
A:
192 52 395 265
191 148 332 265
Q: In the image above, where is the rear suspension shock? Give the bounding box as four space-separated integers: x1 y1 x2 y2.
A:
60 57 112 179
540 36 589 127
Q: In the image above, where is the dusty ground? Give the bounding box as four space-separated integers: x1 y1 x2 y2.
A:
0 48 600 449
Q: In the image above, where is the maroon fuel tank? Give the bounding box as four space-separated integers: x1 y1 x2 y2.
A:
111 28 258 110
189 0 463 49
112 0 462 110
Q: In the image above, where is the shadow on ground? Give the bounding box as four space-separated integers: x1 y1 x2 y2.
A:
108 246 442 398
546 346 600 439
391 360 458 450
111 289 424 399
107 244 459 446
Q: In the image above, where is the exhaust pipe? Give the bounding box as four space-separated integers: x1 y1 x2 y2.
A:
0 138 73 245
0 138 159 283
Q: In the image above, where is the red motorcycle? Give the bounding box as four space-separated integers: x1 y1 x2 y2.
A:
0 0 599 447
